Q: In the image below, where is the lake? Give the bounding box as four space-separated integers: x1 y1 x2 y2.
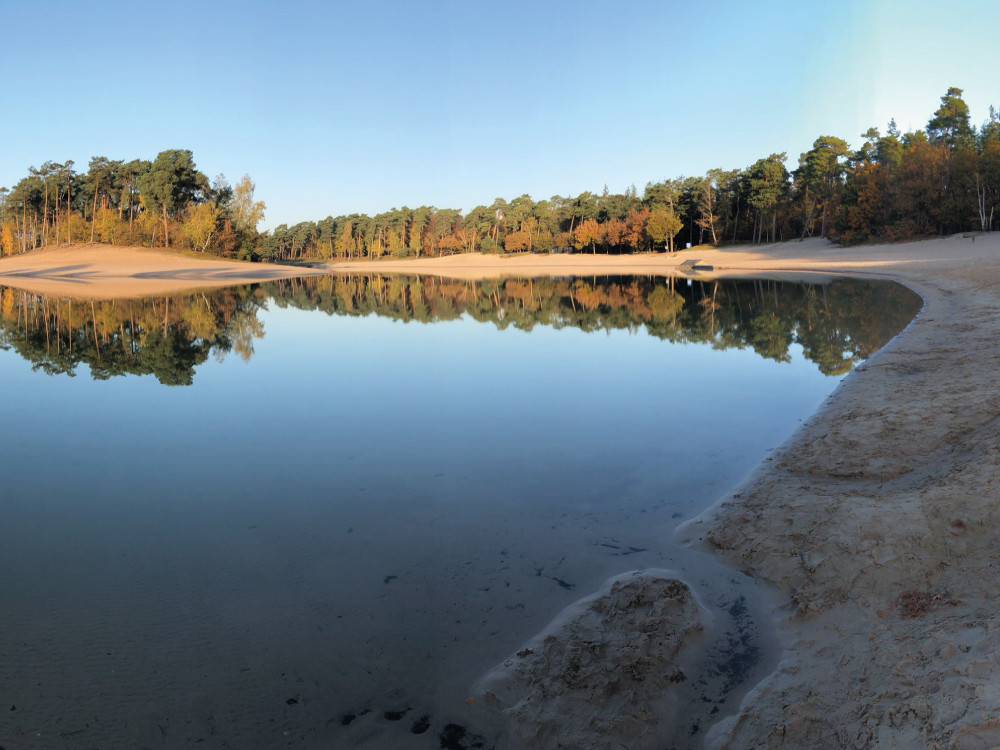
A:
0 274 921 749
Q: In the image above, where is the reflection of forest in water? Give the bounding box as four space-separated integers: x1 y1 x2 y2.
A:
0 275 921 385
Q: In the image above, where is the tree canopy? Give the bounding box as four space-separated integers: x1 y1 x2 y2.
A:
1 87 997 260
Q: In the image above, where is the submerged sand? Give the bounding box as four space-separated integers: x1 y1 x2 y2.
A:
6 236 1000 746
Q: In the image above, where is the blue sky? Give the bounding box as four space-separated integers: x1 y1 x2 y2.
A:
2 0 998 229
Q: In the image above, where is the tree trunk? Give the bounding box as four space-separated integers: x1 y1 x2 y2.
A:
162 204 169 248
42 180 49 247
66 178 72 244
90 181 99 243
820 201 828 238
732 195 740 243
800 197 817 240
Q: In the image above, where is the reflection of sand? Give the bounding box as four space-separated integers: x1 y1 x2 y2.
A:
0 244 324 298
8 235 1000 746
331 234 1000 747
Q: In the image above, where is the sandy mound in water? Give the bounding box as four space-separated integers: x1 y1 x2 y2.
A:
475 570 707 749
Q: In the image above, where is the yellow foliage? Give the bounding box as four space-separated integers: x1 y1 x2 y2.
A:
182 202 220 252
0 221 16 256
0 288 17 319
181 297 220 339
96 211 126 245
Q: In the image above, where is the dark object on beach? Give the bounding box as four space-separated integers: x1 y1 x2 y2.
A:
384 707 410 720
516 647 533 658
411 714 431 734
286 697 298 705
384 575 398 584
680 258 714 272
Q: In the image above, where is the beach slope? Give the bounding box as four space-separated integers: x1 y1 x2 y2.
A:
0 244 323 298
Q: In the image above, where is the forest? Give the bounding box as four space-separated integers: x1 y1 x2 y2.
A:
0 87 996 262
0 274 920 385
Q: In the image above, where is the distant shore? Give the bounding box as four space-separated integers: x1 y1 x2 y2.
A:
320 238 937 281
4 235 1000 746
0 244 325 299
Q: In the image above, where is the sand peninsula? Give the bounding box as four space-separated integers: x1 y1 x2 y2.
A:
326 234 1000 748
5 236 1000 746
0 243 326 299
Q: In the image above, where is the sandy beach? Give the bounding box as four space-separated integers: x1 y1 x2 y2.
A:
0 244 325 298
5 235 1000 747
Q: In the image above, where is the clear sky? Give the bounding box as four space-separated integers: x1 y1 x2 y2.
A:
2 0 998 229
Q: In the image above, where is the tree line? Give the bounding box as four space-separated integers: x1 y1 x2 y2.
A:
1 87 996 260
0 150 266 260
0 274 920 384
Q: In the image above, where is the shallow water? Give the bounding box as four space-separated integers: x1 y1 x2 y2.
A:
0 276 920 748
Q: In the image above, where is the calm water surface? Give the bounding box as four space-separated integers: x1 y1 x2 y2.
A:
0 276 920 748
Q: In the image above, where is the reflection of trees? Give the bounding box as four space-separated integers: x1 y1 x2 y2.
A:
0 286 267 385
265 274 921 376
0 274 921 385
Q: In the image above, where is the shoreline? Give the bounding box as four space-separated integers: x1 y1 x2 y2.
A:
682 236 1000 747
0 244 325 299
3 236 998 745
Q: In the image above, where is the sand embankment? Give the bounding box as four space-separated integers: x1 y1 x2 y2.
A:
0 244 324 298
332 234 1000 748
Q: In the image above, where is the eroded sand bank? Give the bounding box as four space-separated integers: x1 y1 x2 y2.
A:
331 234 1000 747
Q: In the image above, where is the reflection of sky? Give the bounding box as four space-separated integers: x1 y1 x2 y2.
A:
1 300 836 512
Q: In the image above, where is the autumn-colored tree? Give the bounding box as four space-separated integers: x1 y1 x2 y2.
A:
624 207 650 252
603 217 626 250
505 230 530 253
182 202 220 252
645 206 682 252
879 132 945 238
573 218 601 253
0 221 15 256
229 175 266 234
